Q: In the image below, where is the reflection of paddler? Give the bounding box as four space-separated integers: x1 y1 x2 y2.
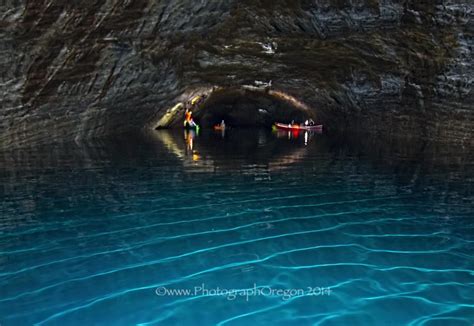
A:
184 129 201 161
184 129 194 151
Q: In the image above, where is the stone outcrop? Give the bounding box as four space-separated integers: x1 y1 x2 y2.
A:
1 0 472 147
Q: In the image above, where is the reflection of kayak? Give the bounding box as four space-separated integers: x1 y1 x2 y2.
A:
214 125 225 131
274 122 323 131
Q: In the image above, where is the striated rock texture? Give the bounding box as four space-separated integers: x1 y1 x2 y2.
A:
1 0 473 147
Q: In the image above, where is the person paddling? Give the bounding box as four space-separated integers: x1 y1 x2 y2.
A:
184 108 197 128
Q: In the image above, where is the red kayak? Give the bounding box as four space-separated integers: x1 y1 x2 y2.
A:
274 122 323 131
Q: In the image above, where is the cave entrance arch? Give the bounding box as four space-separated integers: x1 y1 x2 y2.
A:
166 88 317 129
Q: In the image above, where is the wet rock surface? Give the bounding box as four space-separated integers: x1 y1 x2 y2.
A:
1 0 472 147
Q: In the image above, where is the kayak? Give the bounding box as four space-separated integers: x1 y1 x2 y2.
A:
274 122 323 131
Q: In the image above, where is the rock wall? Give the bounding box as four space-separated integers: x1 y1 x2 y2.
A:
1 0 472 147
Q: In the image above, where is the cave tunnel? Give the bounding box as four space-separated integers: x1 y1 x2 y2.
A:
165 88 317 129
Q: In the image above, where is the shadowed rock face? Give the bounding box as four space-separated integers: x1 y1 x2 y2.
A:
1 0 472 147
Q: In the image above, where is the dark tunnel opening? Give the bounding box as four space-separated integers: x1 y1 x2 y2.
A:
169 88 317 129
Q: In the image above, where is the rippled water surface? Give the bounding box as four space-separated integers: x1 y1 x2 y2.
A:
1 129 473 325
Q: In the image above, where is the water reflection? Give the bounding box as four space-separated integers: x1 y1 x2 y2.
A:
1 129 472 180
273 129 321 145
150 129 314 174
184 130 201 161
1 129 472 222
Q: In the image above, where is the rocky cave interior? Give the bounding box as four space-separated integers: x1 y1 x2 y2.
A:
0 1 472 147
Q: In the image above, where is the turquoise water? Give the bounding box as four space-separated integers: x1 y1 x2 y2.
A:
1 129 473 325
